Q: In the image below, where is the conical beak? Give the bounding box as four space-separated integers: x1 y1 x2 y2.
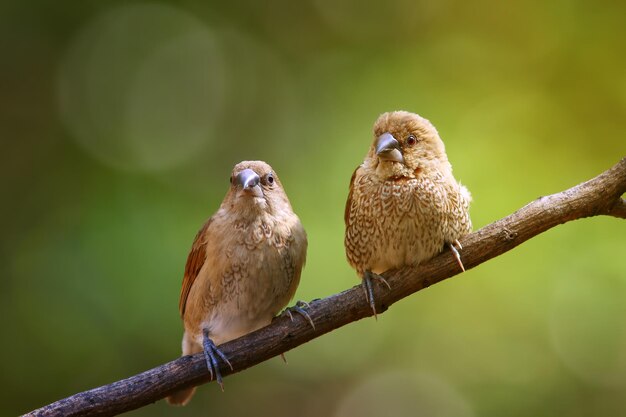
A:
375 132 404 163
235 169 262 197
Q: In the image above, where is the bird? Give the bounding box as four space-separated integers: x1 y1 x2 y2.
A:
166 160 308 406
344 110 472 317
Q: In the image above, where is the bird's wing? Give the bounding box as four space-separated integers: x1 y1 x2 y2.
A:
344 166 360 226
179 219 212 317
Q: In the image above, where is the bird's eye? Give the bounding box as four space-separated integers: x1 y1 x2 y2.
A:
229 176 233 184
406 134 417 146
266 174 274 185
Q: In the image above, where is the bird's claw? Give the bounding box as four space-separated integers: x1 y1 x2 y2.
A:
449 239 466 272
202 329 233 391
362 271 391 319
281 300 315 330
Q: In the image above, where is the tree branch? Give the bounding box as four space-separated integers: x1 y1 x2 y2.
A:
608 197 626 219
26 158 626 417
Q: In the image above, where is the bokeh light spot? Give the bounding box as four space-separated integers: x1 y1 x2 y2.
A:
58 3 223 172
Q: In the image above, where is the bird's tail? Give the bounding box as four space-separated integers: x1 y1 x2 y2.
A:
166 387 196 406
166 331 200 406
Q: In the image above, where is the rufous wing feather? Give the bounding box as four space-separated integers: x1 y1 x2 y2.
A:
178 219 212 317
344 166 360 226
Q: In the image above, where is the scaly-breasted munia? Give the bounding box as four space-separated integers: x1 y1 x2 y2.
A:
344 111 472 315
167 161 308 406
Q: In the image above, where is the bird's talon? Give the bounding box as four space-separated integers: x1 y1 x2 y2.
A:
448 242 466 272
205 359 214 381
281 301 316 330
285 309 294 322
202 329 231 387
375 275 391 290
214 346 233 371
363 271 391 319
361 281 370 301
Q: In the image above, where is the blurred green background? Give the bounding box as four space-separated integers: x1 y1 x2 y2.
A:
2 0 625 416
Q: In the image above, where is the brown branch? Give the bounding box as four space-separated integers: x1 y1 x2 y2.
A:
26 157 626 417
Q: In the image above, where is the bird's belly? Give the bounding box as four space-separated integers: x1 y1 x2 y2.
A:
202 241 294 342
204 311 271 345
347 179 450 273
369 214 445 273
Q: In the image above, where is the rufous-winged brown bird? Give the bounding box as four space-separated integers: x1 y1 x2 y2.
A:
344 111 472 316
166 160 308 406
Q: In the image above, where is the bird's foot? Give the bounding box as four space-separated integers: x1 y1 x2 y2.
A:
280 300 315 330
448 239 466 272
362 271 391 319
202 329 233 391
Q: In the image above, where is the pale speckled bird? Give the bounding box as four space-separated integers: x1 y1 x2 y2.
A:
344 111 472 316
166 161 308 406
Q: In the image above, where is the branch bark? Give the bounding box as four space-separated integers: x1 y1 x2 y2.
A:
26 158 626 417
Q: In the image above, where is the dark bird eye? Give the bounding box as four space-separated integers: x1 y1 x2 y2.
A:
406 134 417 146
229 176 233 184
267 174 274 185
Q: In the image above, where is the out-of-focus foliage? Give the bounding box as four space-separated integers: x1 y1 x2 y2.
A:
1 1 625 416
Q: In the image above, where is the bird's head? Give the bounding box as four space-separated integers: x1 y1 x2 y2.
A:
226 160 291 216
365 111 450 179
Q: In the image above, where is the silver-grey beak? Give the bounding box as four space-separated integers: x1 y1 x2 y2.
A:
235 168 261 193
375 132 404 163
